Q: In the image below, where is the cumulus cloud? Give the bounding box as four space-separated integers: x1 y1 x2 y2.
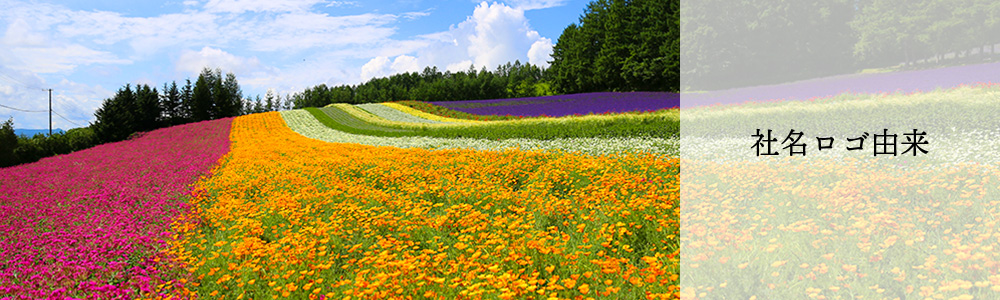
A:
2 18 130 74
360 56 391 81
502 0 566 10
203 0 330 13
527 37 553 68
355 2 555 81
360 55 422 81
176 46 262 75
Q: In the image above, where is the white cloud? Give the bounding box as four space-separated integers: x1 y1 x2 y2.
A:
360 56 391 81
176 46 262 75
326 1 358 8
359 55 423 82
527 37 553 67
0 66 109 129
446 60 475 72
502 0 566 10
349 2 555 81
2 19 45 46
203 0 330 13
1 19 131 74
402 2 553 73
391 55 420 74
241 50 360 95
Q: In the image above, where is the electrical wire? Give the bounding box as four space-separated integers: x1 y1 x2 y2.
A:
52 111 82 127
0 103 47 113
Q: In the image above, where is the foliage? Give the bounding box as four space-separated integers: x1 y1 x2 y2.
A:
0 118 16 167
681 0 1000 91
851 0 1000 68
92 84 140 143
681 0 856 90
549 0 679 93
91 67 254 145
291 62 552 108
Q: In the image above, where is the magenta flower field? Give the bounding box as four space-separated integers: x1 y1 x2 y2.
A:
0 119 232 299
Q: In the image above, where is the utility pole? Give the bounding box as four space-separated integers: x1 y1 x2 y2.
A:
48 89 52 136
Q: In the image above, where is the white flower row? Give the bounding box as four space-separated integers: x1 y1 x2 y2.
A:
280 109 677 157
354 103 452 124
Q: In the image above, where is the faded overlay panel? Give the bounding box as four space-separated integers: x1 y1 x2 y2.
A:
681 0 1000 299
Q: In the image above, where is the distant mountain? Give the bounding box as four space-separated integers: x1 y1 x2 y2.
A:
13 128 65 137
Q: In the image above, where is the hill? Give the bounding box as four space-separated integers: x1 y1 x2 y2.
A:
13 128 65 137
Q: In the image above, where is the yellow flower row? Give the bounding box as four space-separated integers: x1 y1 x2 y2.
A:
330 102 678 130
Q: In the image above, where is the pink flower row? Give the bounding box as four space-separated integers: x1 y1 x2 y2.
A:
0 118 233 299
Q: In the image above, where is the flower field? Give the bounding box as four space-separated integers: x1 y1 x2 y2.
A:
680 83 1000 299
283 109 676 156
0 118 232 299
1 91 678 299
160 112 679 299
309 103 679 141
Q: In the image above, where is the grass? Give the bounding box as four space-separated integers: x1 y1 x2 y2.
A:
393 101 524 121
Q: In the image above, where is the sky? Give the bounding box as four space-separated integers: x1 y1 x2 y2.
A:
0 0 589 130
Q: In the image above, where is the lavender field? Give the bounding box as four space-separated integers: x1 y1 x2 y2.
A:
429 92 679 117
682 62 1000 108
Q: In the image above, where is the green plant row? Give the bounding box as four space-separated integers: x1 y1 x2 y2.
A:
681 85 1000 139
305 106 679 140
393 101 524 121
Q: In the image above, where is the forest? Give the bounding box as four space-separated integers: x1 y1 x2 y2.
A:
682 0 1000 90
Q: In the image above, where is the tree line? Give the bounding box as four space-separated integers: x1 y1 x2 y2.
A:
682 0 1000 90
0 67 287 167
90 68 279 143
290 61 553 109
288 0 679 108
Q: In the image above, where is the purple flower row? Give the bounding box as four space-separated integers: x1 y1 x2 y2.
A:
0 118 232 299
681 62 1000 108
428 92 679 117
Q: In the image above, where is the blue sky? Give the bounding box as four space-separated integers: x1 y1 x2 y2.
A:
0 0 589 129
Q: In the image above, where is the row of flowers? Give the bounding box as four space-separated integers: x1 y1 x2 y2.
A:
282 109 677 156
0 119 232 299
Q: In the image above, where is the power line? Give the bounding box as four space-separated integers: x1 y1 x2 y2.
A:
0 71 45 91
52 111 82 127
0 103 47 113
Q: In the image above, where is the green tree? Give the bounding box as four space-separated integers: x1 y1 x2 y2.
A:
180 78 195 123
92 84 138 143
135 84 161 132
191 69 215 122
549 23 597 93
0 118 17 167
216 72 243 117
161 81 183 126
